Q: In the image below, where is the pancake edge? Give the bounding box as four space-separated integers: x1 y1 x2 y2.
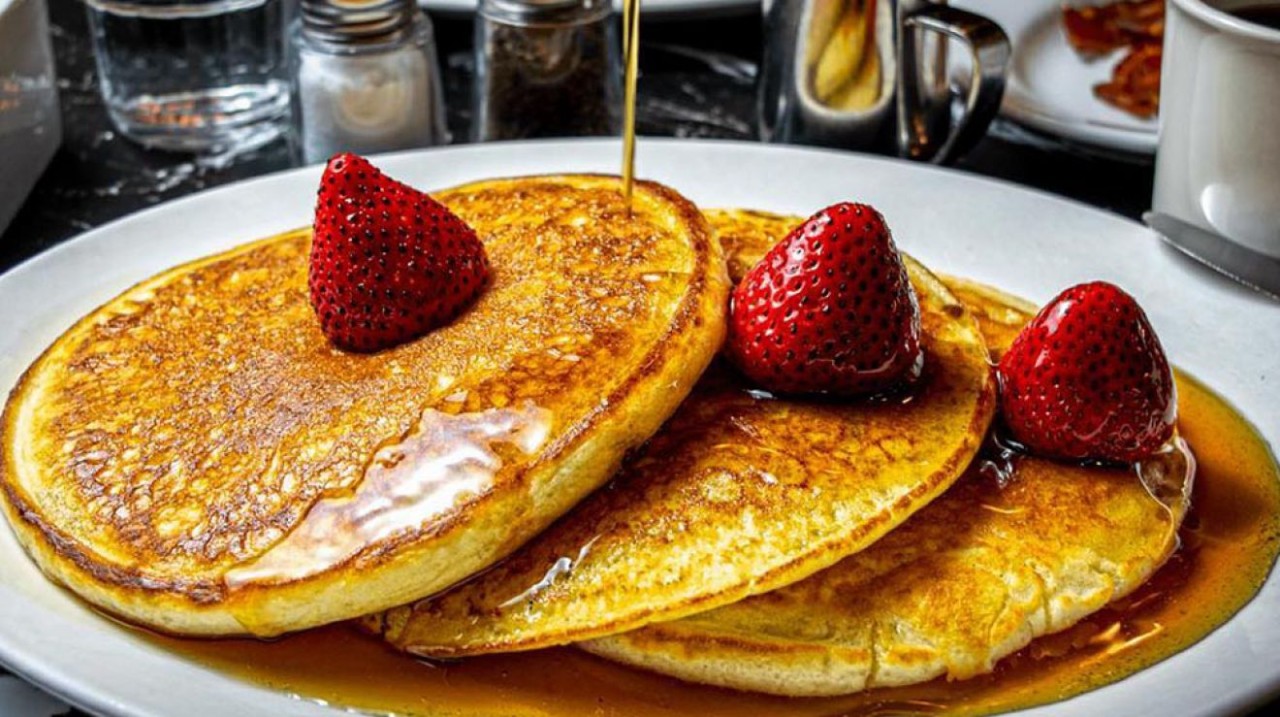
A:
374 255 998 657
0 174 731 637
578 277 1188 697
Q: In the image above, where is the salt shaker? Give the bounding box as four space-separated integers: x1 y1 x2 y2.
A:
290 0 448 165
474 0 620 141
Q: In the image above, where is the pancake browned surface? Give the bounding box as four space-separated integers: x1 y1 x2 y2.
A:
582 259 1190 697
371 210 996 657
0 175 729 637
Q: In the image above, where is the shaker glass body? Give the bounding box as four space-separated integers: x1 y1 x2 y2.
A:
289 9 448 165
473 0 620 141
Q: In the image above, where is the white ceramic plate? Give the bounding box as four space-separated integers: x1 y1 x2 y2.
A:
0 139 1276 716
954 0 1160 154
420 0 754 18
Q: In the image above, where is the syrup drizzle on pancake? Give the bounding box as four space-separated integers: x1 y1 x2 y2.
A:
368 256 994 659
225 403 552 590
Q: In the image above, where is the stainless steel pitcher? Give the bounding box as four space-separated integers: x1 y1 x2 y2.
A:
760 0 1010 163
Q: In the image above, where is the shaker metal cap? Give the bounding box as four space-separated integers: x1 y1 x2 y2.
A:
479 0 611 26
301 0 415 42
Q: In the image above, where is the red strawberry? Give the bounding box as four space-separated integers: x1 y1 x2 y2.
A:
997 281 1176 463
726 202 923 396
309 153 489 352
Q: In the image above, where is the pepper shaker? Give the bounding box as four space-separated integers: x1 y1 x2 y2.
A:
290 0 448 165
474 0 621 142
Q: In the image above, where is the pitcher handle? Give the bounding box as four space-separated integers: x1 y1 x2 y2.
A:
904 4 1010 165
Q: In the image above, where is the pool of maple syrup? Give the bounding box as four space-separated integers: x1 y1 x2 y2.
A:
141 371 1280 716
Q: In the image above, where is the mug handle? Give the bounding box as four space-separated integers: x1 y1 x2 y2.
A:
903 4 1011 165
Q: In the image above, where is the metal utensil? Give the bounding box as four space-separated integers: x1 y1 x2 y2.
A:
759 0 1010 164
1143 211 1280 301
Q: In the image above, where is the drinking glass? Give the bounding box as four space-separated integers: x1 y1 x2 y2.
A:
85 0 291 152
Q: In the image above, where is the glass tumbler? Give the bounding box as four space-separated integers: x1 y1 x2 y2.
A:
85 0 291 152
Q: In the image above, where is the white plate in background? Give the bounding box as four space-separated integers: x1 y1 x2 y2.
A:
1 139 1276 716
954 0 1160 154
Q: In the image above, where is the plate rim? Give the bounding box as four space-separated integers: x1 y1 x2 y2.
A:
0 137 1158 286
1 137 1277 717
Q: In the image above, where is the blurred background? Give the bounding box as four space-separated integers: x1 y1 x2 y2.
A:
1 0 1160 273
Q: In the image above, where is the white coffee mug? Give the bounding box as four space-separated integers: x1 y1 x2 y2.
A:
1153 0 1280 259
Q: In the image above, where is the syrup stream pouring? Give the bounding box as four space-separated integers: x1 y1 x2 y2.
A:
621 0 641 207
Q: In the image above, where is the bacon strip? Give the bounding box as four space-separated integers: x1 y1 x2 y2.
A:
1062 0 1164 118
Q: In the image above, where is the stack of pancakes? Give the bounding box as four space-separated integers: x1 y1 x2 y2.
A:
0 176 1188 697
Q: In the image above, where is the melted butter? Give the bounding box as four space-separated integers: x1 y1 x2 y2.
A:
1136 436 1196 516
146 372 1280 716
224 403 552 593
499 536 600 611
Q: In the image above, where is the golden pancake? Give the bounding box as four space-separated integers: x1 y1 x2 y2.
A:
371 211 995 657
582 259 1190 697
0 175 729 637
